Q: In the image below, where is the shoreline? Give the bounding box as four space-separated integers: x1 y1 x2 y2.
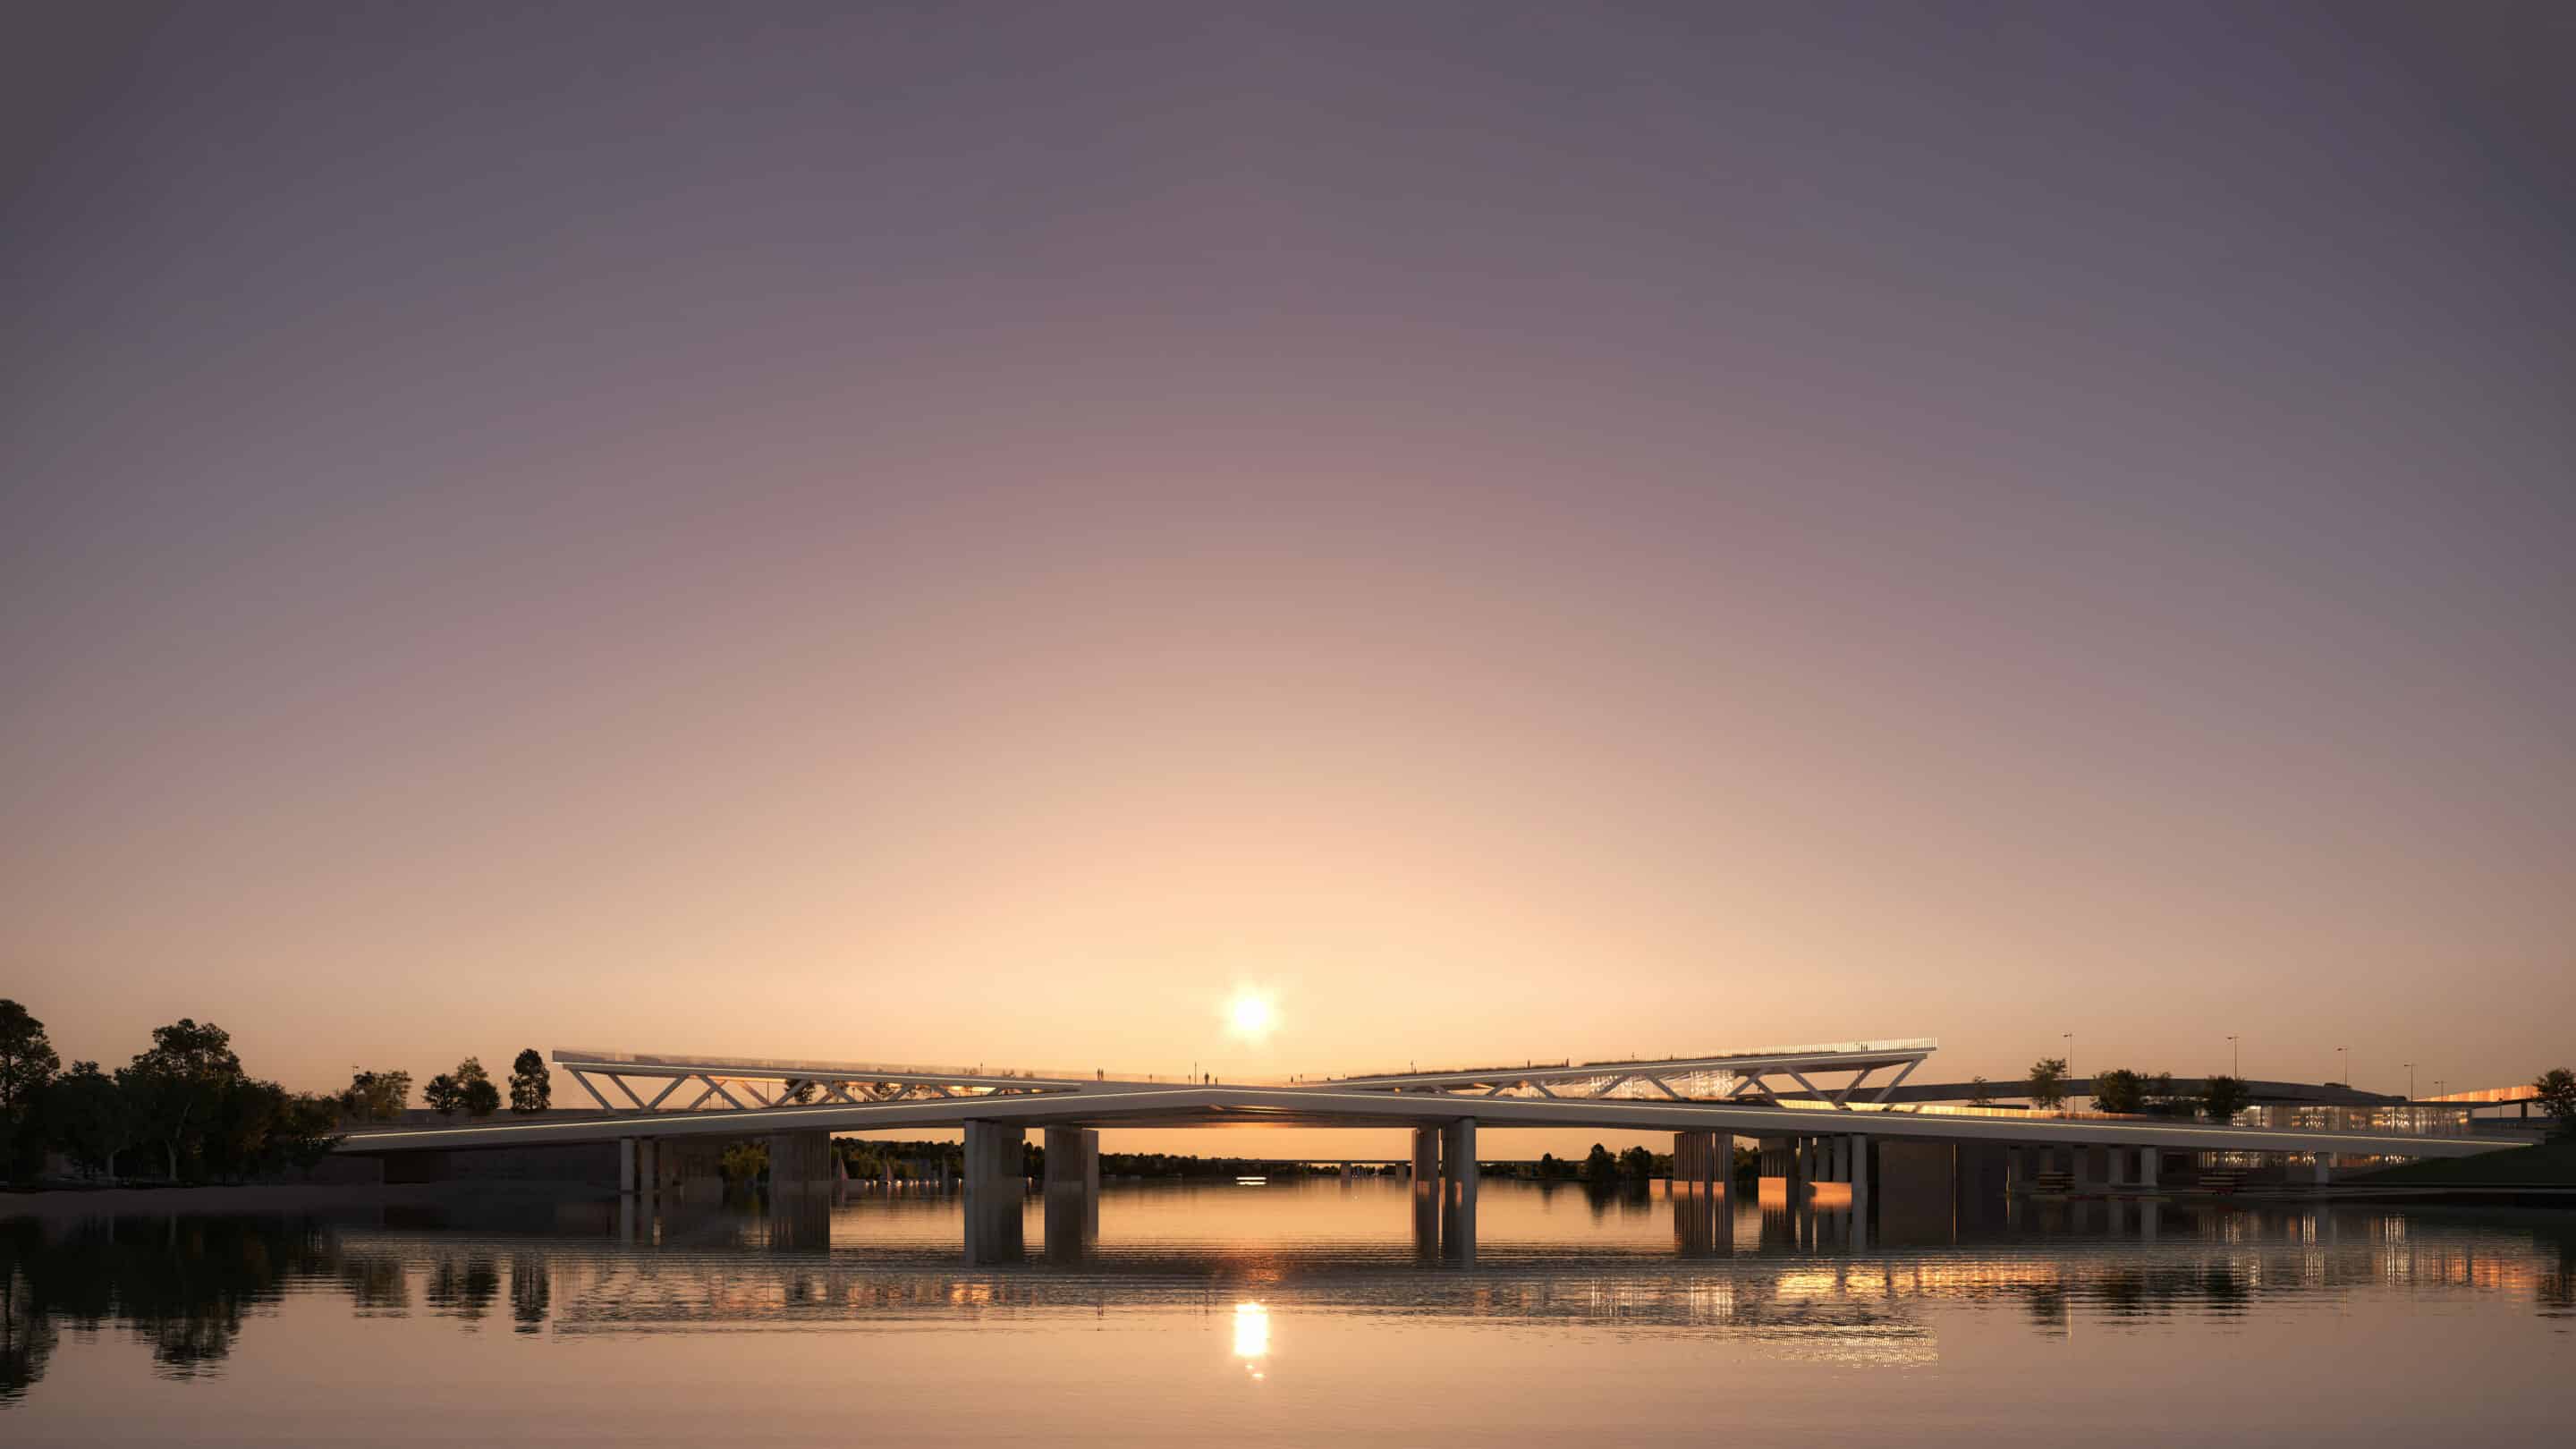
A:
0 1180 611 1220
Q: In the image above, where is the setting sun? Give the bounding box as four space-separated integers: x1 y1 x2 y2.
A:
1225 991 1275 1040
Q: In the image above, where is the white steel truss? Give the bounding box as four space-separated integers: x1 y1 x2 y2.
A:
552 1051 1084 1117
1321 1040 1934 1111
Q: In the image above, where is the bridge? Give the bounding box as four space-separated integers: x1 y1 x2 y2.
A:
336 1039 2516 1262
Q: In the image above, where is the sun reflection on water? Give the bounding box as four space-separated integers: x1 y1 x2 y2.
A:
1233 1301 1270 1379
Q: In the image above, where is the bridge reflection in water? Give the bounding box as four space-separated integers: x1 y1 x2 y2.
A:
607 1170 2432 1271
375 1183 2576 1343
5 1183 2572 1411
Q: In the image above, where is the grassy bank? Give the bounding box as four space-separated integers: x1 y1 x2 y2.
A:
2350 1138 2576 1187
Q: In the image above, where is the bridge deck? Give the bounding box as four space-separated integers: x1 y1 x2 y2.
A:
341 1077 2510 1160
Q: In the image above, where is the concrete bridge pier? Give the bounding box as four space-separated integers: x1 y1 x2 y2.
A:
1671 1130 1729 1197
1671 1130 1732 1256
1759 1134 1808 1199
767 1130 837 1193
1848 1133 1870 1251
1043 1126 1101 1258
1440 1117 1478 1263
962 1120 1027 1266
1410 1126 1439 1185
1411 1178 1442 1261
1043 1126 1100 1197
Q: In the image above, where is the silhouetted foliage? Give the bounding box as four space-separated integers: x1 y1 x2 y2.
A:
0 1001 61 1180
508 1049 550 1114
446 1057 500 1118
1583 1142 1619 1184
1968 1075 1993 1106
42 1062 136 1177
2027 1057 2069 1109
2200 1074 2252 1124
423 1072 464 1120
2094 1068 2145 1114
340 1069 411 1122
0 1001 58 1114
123 1020 245 1181
2535 1068 2576 1138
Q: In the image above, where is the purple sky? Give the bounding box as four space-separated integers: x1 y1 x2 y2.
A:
4 4 2570 1132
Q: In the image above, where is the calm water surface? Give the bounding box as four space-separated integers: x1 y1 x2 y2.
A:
5 1181 2571 1446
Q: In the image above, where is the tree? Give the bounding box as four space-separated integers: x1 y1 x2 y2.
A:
2027 1057 2069 1110
444 1057 500 1119
2140 1072 2187 1117
203 1079 289 1182
2201 1074 2252 1124
339 1069 411 1123
1619 1145 1656 1182
2094 1069 2145 1114
2534 1068 2576 1138
123 1019 245 1181
1967 1076 1993 1106
1582 1142 1619 1184
272 1094 345 1174
0 1000 58 1114
423 1073 464 1120
46 1063 137 1177
1 1000 59 1180
508 1050 550 1114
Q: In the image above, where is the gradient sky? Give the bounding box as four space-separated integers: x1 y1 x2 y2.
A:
4 4 2571 1145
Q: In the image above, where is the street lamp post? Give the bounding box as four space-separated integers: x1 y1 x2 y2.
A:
2227 1034 2239 1079
2405 1062 2415 1101
2063 1032 2075 1107
2335 1046 2348 1089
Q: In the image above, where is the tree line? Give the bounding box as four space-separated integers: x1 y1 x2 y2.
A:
1986 1057 2254 1121
0 1000 555 1185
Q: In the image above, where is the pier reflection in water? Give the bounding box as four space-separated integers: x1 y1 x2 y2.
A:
4 1182 2572 1445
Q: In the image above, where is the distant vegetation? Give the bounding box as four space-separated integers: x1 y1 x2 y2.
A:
0 999 553 1187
